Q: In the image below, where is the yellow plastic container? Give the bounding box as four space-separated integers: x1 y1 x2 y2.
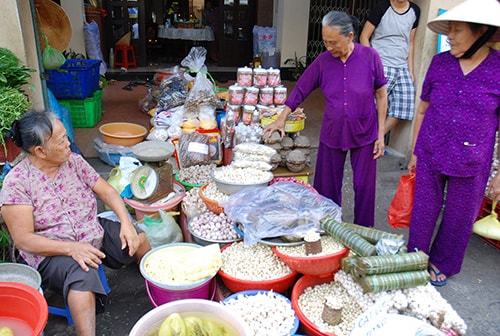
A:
260 117 305 133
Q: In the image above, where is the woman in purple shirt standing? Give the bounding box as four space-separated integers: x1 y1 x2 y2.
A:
407 0 500 286
264 11 387 228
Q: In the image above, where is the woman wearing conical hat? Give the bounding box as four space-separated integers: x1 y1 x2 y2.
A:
408 0 500 286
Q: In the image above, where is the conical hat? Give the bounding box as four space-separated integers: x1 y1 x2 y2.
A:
427 0 500 42
35 0 72 52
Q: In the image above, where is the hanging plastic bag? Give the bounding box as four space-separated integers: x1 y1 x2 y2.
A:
181 46 220 120
106 156 142 194
139 211 183 248
473 199 500 240
42 34 66 70
387 173 415 229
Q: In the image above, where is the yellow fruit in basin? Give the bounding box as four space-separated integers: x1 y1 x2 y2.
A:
0 326 14 336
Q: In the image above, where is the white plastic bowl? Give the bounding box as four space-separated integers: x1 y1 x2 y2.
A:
129 299 252 336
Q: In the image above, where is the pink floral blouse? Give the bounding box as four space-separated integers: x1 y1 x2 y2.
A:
0 153 103 268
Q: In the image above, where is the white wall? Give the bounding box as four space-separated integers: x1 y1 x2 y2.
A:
0 0 43 110
273 0 310 66
60 0 86 56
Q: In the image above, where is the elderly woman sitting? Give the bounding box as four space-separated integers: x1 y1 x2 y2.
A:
0 111 151 336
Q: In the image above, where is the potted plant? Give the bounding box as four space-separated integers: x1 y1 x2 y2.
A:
284 53 307 81
0 47 35 160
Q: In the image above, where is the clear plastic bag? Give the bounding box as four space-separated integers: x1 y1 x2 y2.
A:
139 211 183 248
181 46 219 120
222 181 342 245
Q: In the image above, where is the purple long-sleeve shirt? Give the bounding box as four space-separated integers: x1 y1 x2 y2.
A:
415 49 500 177
285 43 387 151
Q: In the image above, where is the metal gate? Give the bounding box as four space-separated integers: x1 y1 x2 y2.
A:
307 0 379 62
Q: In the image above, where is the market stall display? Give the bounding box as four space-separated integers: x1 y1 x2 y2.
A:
76 45 470 336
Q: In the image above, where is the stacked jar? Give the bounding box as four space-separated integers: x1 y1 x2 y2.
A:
227 66 288 145
233 66 285 126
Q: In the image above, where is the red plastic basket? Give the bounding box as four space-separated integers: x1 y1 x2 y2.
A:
46 59 101 99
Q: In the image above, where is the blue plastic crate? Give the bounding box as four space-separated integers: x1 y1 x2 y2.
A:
46 59 101 99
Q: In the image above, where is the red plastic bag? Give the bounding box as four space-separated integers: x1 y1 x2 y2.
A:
388 173 415 229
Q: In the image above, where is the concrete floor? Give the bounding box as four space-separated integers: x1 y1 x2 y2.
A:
42 75 500 335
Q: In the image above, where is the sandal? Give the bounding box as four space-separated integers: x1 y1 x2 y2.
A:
428 264 447 286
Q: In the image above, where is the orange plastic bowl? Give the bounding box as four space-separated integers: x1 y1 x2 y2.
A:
99 122 147 147
272 245 349 277
218 243 298 294
291 275 337 336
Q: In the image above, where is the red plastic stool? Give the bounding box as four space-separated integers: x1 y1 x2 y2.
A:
114 45 137 69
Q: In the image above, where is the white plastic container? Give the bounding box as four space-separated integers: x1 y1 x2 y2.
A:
129 299 252 336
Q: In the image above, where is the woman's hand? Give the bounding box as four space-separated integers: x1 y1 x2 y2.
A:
68 242 106 272
373 138 385 159
261 119 286 139
407 154 417 173
120 223 140 257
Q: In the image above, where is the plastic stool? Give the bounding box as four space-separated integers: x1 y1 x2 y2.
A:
114 45 137 69
47 264 111 326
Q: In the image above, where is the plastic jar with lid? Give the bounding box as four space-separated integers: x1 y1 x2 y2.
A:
242 105 256 125
243 86 259 105
237 66 253 87
274 85 287 105
253 67 268 88
267 68 281 87
228 85 245 105
226 104 241 123
259 87 274 106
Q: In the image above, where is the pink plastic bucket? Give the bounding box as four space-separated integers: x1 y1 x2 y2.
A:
140 243 217 307
146 277 217 307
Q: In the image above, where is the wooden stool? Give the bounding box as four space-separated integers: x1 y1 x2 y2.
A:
114 45 137 69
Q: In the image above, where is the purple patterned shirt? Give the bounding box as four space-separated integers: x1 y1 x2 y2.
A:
285 43 387 151
0 153 102 268
415 49 500 177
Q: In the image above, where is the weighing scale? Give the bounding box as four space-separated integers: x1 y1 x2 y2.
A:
129 141 175 204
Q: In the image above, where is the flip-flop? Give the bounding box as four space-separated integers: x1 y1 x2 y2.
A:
428 265 447 286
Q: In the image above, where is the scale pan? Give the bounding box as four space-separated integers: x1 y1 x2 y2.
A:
132 140 175 162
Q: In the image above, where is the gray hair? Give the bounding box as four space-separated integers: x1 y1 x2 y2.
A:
322 11 359 37
7 111 59 153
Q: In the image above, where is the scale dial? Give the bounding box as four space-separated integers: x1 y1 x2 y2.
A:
130 166 159 200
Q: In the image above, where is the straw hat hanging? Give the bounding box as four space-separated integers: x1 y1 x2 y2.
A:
35 0 72 52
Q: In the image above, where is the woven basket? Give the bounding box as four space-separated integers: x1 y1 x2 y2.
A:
199 184 224 215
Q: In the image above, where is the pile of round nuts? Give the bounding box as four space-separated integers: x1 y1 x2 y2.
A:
201 181 230 202
221 242 293 281
223 291 297 336
177 163 216 185
181 187 208 217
